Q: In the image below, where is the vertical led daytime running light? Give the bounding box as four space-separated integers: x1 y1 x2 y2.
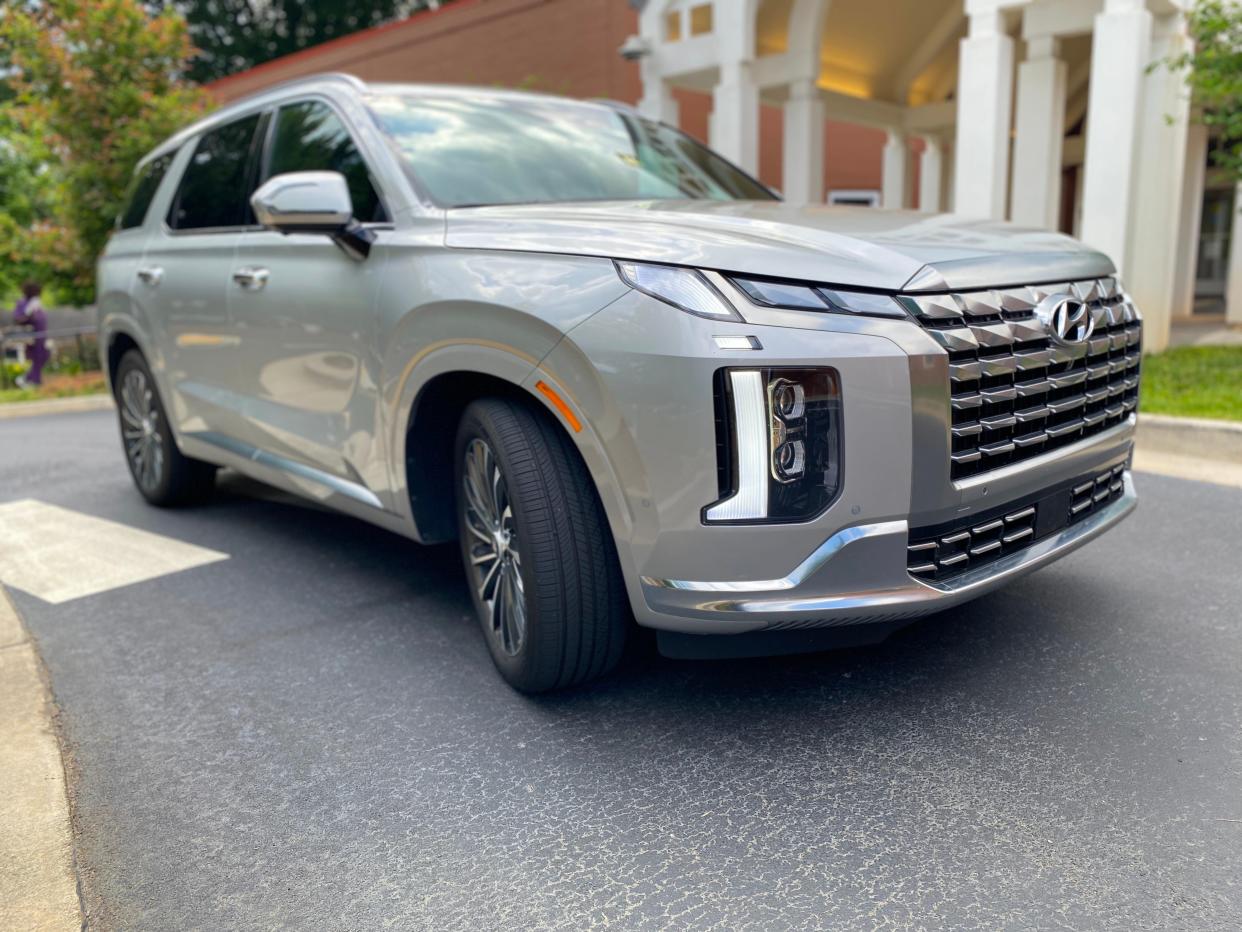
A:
705 370 769 521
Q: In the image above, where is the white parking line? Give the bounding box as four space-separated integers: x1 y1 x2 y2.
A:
0 500 228 604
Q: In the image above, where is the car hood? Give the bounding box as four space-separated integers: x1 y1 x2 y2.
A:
444 200 1114 293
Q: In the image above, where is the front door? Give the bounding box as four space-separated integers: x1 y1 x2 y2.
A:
228 98 391 497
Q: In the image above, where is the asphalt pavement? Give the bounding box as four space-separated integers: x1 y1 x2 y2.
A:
1 409 1240 930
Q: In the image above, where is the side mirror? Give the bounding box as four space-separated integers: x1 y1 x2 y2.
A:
250 171 375 260
252 171 352 231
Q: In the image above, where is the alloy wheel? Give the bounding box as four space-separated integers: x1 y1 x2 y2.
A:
462 438 527 655
119 368 165 493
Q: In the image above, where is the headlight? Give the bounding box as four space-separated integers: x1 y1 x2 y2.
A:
615 261 741 321
706 367 842 523
731 276 908 319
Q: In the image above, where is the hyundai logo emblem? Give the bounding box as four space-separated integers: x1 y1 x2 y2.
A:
1035 294 1094 346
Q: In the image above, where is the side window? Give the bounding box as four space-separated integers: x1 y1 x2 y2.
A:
118 149 177 230
267 101 387 223
168 114 263 230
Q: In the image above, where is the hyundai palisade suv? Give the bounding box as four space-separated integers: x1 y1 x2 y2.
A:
99 75 1139 692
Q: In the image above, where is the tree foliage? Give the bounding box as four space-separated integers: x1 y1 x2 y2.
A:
157 1 441 84
1 0 205 303
1165 0 1242 181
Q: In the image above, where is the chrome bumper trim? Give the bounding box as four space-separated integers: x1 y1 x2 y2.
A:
640 474 1137 629
641 520 908 593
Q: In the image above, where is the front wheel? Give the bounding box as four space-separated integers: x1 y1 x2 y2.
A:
455 398 627 692
114 350 217 507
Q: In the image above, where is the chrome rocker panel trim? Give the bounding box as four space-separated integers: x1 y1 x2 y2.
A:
641 473 1137 633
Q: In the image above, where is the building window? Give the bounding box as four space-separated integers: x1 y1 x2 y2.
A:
665 11 682 42
827 189 881 207
689 3 713 36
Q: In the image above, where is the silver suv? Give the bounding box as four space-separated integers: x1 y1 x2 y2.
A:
99 75 1139 691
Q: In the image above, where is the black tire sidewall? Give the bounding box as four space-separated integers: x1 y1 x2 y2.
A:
454 402 544 689
115 351 180 505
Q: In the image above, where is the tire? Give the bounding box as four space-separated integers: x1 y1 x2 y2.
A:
114 350 217 507
455 397 628 692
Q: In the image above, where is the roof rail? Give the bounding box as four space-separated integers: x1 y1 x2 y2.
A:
217 71 368 108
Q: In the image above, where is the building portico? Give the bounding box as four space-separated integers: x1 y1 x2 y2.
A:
634 0 1201 351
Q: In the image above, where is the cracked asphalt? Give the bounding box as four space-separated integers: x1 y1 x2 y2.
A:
2 409 1240 930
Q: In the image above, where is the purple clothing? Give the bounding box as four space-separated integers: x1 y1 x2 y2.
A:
13 296 48 385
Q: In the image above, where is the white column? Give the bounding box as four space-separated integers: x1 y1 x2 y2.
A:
711 62 760 173
1125 12 1191 353
638 70 680 125
918 138 943 212
782 79 825 207
953 12 1015 218
1080 0 1152 274
1228 183 1242 327
882 131 908 209
1172 125 1208 319
1011 36 1067 228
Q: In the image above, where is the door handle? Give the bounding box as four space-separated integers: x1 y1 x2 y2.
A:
232 267 270 291
136 266 164 286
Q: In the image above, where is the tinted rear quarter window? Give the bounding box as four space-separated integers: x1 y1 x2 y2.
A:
168 114 263 230
267 101 386 223
118 150 177 230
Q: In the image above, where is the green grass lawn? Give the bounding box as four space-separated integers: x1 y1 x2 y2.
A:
1140 346 1242 422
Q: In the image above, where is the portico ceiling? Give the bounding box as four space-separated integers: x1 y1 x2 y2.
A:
756 0 965 105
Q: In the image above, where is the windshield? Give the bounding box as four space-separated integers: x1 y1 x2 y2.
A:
368 92 777 208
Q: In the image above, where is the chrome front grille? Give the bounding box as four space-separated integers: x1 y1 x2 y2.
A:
901 278 1141 480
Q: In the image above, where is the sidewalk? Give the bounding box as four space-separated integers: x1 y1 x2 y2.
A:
1170 317 1242 348
0 394 112 421
0 588 82 931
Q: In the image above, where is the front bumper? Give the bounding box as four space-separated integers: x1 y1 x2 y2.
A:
641 470 1136 634
546 279 1139 638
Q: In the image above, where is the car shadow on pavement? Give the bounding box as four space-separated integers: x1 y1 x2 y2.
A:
204 468 1124 730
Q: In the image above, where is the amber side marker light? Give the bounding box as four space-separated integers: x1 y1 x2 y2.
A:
535 380 582 433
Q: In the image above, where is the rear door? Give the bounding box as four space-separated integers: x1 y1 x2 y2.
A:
228 98 391 494
138 112 265 440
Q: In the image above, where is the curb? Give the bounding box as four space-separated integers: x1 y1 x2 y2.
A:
1136 413 1242 464
0 586 83 931
0 394 113 421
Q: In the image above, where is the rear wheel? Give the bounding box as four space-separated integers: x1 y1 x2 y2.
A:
455 398 627 692
114 350 217 506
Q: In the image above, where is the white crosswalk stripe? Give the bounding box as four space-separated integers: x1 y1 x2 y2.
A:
0 499 228 604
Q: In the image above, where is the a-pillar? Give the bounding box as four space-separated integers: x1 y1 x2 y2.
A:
1011 35 1067 228
953 11 1015 218
782 79 825 207
711 61 760 174
1080 0 1152 275
882 131 908 210
918 137 943 212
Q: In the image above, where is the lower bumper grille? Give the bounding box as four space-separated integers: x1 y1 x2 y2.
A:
907 462 1128 583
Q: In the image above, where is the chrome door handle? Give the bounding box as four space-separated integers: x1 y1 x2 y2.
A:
136 266 163 286
232 267 270 290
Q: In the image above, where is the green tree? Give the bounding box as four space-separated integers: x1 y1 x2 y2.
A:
158 1 446 84
1 0 205 303
1164 0 1242 181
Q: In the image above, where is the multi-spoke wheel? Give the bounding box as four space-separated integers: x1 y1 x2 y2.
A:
119 367 166 496
113 350 217 506
462 438 527 656
455 398 628 692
